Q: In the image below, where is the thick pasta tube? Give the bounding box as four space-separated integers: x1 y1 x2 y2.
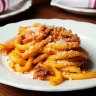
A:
22 36 52 59
42 47 57 54
33 54 49 64
62 72 96 80
0 44 3 50
60 66 81 73
44 60 83 68
15 57 34 73
48 68 63 86
46 42 80 50
47 50 88 61
15 38 36 50
9 50 26 66
13 48 22 56
0 39 15 53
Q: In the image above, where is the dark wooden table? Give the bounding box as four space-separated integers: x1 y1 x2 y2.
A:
0 1 96 96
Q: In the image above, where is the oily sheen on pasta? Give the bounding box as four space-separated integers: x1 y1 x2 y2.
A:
0 23 96 86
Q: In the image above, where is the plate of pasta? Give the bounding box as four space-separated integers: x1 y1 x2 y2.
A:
0 19 96 91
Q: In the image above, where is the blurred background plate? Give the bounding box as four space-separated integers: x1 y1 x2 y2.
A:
51 1 96 15
0 0 32 19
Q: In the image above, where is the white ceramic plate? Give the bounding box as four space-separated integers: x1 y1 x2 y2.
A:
51 1 96 15
0 19 96 91
0 0 32 19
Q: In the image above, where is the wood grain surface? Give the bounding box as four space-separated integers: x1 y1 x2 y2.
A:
0 1 96 96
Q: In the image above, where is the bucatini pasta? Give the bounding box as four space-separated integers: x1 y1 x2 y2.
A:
0 23 96 86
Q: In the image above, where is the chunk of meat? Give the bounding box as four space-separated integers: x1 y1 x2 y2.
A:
64 34 80 43
33 65 53 79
